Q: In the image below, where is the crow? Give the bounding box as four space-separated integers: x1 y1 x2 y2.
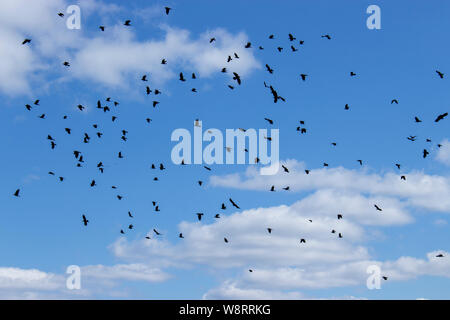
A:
435 112 448 122
82 215 89 226
229 198 240 209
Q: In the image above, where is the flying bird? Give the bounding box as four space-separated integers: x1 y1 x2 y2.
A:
435 112 448 122
229 198 240 209
82 215 89 226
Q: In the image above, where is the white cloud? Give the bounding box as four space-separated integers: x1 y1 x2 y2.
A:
203 281 304 300
81 263 170 283
111 201 372 269
203 251 449 299
0 263 170 299
0 267 63 290
210 160 450 213
0 0 260 96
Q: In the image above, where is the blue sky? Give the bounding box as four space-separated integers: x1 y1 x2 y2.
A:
0 0 449 299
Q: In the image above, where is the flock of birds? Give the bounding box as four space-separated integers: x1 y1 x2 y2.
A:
13 6 448 278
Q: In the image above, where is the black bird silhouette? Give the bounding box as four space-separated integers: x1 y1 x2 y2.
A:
300 74 307 81
391 99 399 104
124 20 131 26
209 37 216 43
288 33 296 41
215 214 220 218
153 229 161 235
269 34 274 39
82 215 89 226
265 64 274 74
63 61 70 67
224 237 229 243
436 70 444 78
283 186 290 190
435 112 448 122
300 239 306 243
282 165 289 173
277 47 283 52
357 160 363 166
436 254 444 258
350 72 356 77
269 86 285 103
141 75 148 81
321 34 331 40
245 42 251 48
423 149 429 158
179 72 186 81
415 116 422 123
229 198 240 209
374 204 383 211
99 26 105 31
270 185 275 192
196 213 204 221
264 118 273 125
179 233 184 238
165 7 171 15
337 214 343 219
267 228 272 234
34 100 40 105
128 211 133 218
13 189 20 197
22 39 31 45
232 72 241 85
401 176 406 181
395 163 401 170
